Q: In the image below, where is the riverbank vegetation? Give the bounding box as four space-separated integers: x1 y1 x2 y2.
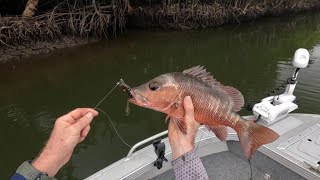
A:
0 0 320 61
0 0 129 47
130 0 320 29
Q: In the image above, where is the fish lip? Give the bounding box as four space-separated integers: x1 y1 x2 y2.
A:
127 91 133 99
128 89 149 107
128 90 136 102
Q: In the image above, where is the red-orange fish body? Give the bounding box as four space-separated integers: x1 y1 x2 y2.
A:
128 66 279 159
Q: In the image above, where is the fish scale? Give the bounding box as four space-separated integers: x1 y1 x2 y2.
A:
176 73 233 127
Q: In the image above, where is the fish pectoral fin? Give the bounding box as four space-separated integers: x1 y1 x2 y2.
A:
171 117 187 135
165 115 170 124
165 115 170 123
206 125 228 141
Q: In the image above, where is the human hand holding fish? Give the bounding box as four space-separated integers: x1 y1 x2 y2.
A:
168 96 200 160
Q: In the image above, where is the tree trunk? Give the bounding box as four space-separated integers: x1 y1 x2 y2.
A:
22 0 39 17
126 0 133 14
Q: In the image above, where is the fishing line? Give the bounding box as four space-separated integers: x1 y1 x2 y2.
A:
248 159 253 180
94 108 132 148
93 80 132 148
94 82 120 109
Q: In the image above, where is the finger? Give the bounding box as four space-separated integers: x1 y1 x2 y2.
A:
183 96 194 120
79 125 91 143
183 96 200 132
69 108 98 120
168 119 179 144
73 112 94 130
79 136 85 143
81 125 91 138
59 108 98 124
168 119 176 134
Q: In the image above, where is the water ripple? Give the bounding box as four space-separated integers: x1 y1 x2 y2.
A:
0 104 56 134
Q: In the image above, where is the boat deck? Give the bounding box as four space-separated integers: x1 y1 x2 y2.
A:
152 148 304 180
85 114 320 180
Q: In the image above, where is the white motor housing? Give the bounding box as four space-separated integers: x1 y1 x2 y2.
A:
293 48 310 68
252 48 310 125
253 97 298 125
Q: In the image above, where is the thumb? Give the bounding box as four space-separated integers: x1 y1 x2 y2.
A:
183 96 200 134
73 112 94 130
184 96 194 120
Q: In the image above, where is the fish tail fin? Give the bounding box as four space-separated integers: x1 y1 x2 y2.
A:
236 120 279 159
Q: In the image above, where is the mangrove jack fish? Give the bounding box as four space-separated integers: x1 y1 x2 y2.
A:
126 66 279 159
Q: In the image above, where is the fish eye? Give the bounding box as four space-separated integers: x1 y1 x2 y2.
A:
149 82 159 91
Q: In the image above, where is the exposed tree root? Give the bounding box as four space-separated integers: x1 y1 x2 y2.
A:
129 0 320 29
1 0 320 48
0 0 127 47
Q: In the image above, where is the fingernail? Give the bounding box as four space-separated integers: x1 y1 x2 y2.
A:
85 112 93 119
186 96 191 101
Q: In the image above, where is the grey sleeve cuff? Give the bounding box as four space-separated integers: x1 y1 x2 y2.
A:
171 150 209 180
16 161 57 180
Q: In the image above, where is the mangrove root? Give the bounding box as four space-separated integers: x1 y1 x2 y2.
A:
129 0 320 29
0 0 128 47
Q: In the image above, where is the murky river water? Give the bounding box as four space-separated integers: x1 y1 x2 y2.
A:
1 12 320 179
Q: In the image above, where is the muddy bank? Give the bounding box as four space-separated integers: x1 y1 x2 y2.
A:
128 0 320 29
0 0 128 62
0 36 98 63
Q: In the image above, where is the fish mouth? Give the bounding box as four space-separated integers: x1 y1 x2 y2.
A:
118 79 149 107
128 89 149 107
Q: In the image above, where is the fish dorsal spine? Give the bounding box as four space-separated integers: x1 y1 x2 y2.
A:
182 65 245 112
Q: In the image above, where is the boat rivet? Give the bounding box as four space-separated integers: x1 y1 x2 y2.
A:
264 173 271 180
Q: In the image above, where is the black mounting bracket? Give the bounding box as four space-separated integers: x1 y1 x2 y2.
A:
287 77 297 84
153 139 168 169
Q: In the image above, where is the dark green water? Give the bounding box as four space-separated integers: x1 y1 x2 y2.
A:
1 12 320 179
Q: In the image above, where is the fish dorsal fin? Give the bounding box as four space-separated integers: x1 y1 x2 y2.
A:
221 86 245 112
183 65 244 112
183 65 222 87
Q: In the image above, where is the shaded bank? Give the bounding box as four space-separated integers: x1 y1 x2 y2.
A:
129 0 320 29
0 0 129 62
1 0 320 62
0 37 98 62
0 0 128 47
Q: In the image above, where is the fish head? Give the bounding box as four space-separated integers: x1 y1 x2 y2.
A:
128 74 180 113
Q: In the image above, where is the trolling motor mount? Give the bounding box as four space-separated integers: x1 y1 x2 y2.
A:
153 139 168 169
252 48 310 125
